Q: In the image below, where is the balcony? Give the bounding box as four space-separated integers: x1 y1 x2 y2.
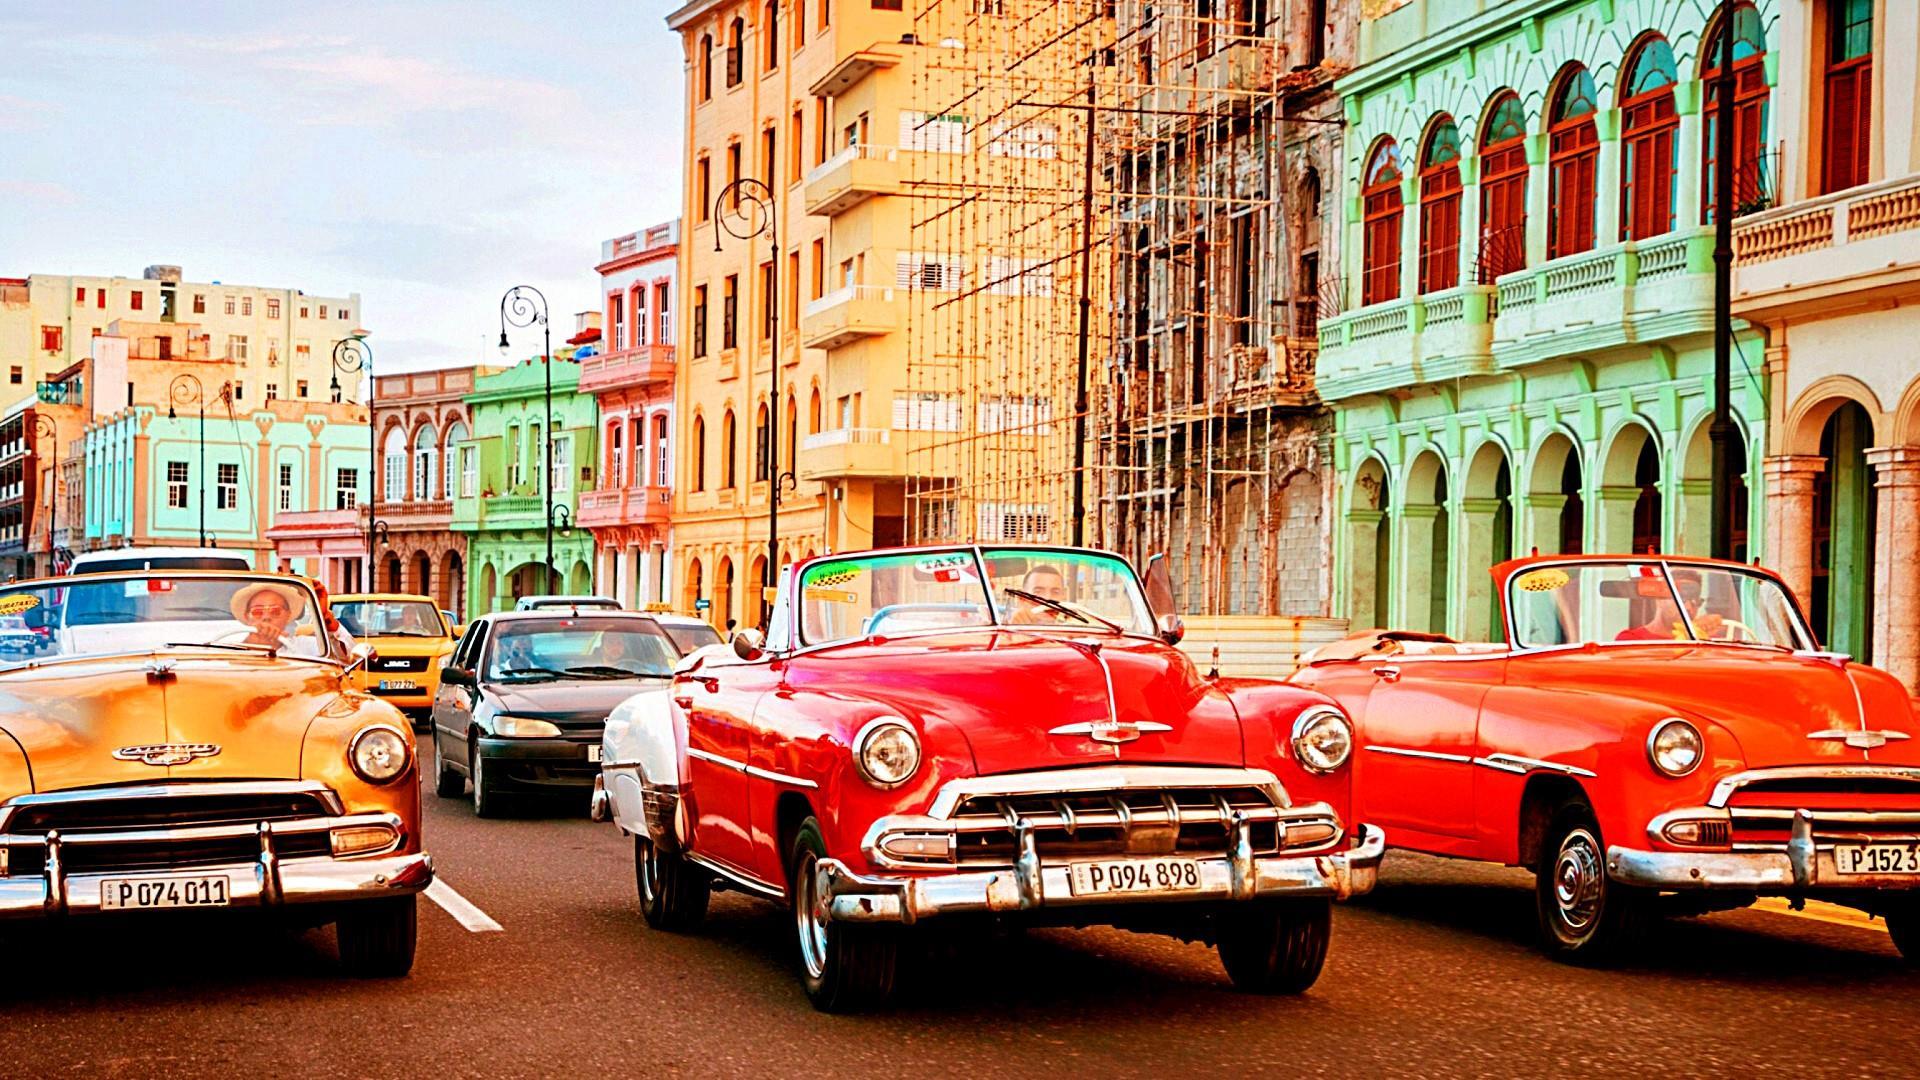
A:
804 144 901 216
797 428 904 481
578 344 675 395
1734 174 1920 320
374 498 452 531
800 285 899 350
576 485 672 529
1315 228 1712 401
478 494 547 529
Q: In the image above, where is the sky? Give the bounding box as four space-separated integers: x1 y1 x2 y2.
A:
1 1 686 372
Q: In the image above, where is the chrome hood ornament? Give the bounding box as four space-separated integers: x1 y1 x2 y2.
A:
1048 719 1173 745
113 743 222 766
1809 729 1911 751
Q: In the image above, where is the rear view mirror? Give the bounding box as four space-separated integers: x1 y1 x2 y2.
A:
442 665 473 687
731 628 765 661
1156 613 1185 646
1143 553 1177 616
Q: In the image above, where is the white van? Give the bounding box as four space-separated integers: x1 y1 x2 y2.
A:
66 547 253 575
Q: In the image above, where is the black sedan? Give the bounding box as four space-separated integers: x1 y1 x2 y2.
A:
430 610 678 816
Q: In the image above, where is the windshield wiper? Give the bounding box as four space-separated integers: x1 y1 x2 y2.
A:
496 665 568 681
1003 589 1125 633
566 665 671 679
165 641 278 655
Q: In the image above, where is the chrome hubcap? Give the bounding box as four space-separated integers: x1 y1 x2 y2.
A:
1553 828 1605 933
794 852 829 980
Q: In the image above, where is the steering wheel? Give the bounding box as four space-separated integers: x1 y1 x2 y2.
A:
1710 618 1758 643
209 629 294 650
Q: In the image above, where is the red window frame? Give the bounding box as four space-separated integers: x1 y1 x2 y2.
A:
1419 121 1462 294
1478 95 1529 282
1701 8 1769 221
1361 140 1404 307
1823 0 1873 194
1621 108 1677 240
1548 73 1598 259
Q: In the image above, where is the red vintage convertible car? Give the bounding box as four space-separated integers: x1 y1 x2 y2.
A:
594 544 1384 1010
1291 554 1920 963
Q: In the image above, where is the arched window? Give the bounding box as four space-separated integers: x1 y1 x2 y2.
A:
1361 138 1404 306
1477 92 1528 282
1418 116 1462 294
753 402 770 481
608 421 625 485
692 415 707 491
808 387 822 434
763 0 778 70
721 409 737 487
785 394 797 475
412 423 437 501
1823 0 1872 193
699 33 713 101
726 18 744 87
382 426 406 503
442 419 466 499
1620 36 1679 241
1703 2 1771 219
1548 64 1599 258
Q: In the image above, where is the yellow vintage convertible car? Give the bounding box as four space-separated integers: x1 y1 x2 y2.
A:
0 570 431 975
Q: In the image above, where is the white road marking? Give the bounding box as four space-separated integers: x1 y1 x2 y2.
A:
1752 896 1888 933
425 879 504 933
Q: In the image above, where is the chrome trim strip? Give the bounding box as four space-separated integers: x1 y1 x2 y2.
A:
1708 765 1920 808
0 811 405 849
684 851 783 899
1474 752 1597 779
686 747 747 773
1364 745 1472 764
0 780 344 831
744 764 819 790
924 765 1290 818
1808 728 1912 750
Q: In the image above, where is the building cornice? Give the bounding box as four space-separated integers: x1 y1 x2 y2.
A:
1335 0 1558 99
595 241 679 276
666 0 726 32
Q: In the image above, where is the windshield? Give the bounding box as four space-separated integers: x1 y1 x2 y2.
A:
70 555 252 574
662 622 723 655
796 547 1154 644
0 574 332 663
483 617 677 682
1507 561 1812 650
334 599 445 638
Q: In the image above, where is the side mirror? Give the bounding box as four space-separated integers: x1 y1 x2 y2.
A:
442 665 473 687
1143 552 1177 616
344 642 377 675
1157 613 1185 646
731 627 765 661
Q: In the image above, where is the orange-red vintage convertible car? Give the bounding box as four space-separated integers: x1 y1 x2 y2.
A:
596 544 1384 1010
1291 554 1919 963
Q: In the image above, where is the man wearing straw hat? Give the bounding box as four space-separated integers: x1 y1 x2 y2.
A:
224 581 309 653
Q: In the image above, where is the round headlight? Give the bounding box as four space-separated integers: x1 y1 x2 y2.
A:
1647 718 1703 777
349 725 411 785
854 718 920 788
1291 706 1353 774
495 715 563 738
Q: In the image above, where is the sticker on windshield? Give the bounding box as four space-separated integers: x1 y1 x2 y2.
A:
914 553 978 584
806 562 860 587
1514 569 1570 593
804 587 857 604
0 595 39 615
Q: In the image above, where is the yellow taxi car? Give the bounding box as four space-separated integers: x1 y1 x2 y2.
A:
330 593 457 730
0 570 431 974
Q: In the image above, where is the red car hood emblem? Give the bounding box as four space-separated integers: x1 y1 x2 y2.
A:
1048 719 1173 745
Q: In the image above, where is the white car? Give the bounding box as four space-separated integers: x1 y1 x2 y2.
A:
0 616 40 656
513 595 621 612
68 546 252 575
647 612 724 656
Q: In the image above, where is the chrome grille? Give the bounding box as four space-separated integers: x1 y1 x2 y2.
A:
945 786 1289 866
1724 775 1920 850
0 782 344 878
0 788 334 835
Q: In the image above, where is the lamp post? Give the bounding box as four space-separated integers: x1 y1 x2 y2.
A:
499 286 556 594
712 176 781 630
1708 0 1738 560
331 335 380 587
167 374 210 546
30 413 58 576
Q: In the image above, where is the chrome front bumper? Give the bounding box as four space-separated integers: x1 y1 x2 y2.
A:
0 813 434 919
1613 799 1920 892
817 823 1385 925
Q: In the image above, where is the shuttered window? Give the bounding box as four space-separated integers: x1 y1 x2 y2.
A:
1619 36 1679 241
1823 0 1872 193
1548 65 1599 259
896 252 966 292
892 391 962 431
1360 138 1403 306
899 110 970 153
1418 117 1462 293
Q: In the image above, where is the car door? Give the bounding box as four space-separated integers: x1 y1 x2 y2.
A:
677 648 763 873
1303 654 1501 854
436 620 487 772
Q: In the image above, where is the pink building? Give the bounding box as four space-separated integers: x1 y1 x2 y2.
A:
579 221 678 607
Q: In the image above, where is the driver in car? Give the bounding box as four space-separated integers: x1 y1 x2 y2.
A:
227 582 308 652
1006 564 1070 624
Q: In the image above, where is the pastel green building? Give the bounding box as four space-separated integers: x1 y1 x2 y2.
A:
1315 0 1776 641
451 358 600 615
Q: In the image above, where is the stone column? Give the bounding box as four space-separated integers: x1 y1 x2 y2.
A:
1674 478 1713 556
1595 486 1642 554
1519 492 1568 556
1762 455 1826 609
1594 108 1623 245
1866 447 1920 697
1397 505 1440 634
1458 497 1505 642
1345 509 1385 627
616 542 635 608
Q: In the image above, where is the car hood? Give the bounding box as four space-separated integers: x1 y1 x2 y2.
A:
786 629 1244 775
0 653 349 791
1513 645 1920 767
488 678 665 723
360 635 453 656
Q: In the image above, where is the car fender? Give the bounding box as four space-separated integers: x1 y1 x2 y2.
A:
601 686 682 847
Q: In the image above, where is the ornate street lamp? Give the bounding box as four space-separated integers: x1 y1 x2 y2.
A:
331 335 382 586
712 176 782 630
499 285 556 593
167 374 211 546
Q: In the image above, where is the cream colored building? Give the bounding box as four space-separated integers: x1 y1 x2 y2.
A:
6 264 364 406
665 0 1097 631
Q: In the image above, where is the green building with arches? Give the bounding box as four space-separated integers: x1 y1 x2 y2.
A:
450 357 600 615
1315 0 1776 642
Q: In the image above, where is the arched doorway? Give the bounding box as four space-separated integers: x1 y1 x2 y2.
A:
685 557 704 621
441 550 465 617
715 556 735 631
1813 402 1877 658
568 559 592 596
383 553 403 593
1462 441 1514 641
748 554 768 629
1528 432 1584 555
1346 457 1390 629
478 562 497 616
412 550 431 598
1599 421 1661 554
507 562 546 606
1403 450 1450 634
1679 415 1750 559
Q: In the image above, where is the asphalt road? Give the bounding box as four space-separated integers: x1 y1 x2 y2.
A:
3 774 1914 1079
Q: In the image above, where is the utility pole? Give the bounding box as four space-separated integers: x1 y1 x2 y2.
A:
1071 65 1097 548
